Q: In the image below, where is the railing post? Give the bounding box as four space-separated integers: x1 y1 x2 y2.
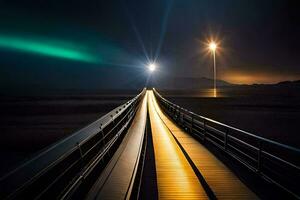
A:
100 125 106 145
180 108 183 124
257 141 263 173
190 115 194 134
76 142 83 159
179 108 182 123
203 119 206 142
224 129 228 150
111 115 115 124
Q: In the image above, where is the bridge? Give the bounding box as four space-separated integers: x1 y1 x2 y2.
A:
0 89 299 199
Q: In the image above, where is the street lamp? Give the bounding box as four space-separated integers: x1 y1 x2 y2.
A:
209 41 218 97
146 62 157 89
148 63 156 72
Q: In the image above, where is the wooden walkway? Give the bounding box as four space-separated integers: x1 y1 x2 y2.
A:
148 91 208 199
148 90 258 200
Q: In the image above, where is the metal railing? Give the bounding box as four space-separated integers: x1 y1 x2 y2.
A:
0 89 146 200
153 88 300 199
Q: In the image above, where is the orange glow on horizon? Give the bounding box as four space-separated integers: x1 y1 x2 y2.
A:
221 71 300 84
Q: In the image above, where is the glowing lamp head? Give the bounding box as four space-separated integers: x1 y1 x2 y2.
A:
148 63 156 72
209 42 217 51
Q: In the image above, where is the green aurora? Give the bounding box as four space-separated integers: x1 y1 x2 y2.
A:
0 35 100 63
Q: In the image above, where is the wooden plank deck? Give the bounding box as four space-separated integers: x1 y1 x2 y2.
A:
148 90 259 200
148 91 208 200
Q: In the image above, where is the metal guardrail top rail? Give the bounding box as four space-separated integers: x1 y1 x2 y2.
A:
153 88 300 199
0 88 146 199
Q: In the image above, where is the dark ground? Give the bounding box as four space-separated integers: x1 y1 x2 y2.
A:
160 85 300 148
0 91 138 177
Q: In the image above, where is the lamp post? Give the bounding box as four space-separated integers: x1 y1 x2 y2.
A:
209 41 217 97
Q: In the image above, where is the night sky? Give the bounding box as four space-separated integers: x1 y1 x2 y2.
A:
0 0 299 93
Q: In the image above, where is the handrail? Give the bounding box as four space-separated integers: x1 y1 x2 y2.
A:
0 88 146 200
153 88 300 199
155 90 300 153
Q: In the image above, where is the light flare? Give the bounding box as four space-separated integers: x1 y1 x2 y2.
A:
209 42 217 51
148 63 156 72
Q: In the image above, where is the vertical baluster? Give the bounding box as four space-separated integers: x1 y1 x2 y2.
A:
180 108 183 124
203 119 206 142
76 142 83 159
224 129 228 150
190 115 194 134
100 125 106 146
111 115 115 125
257 141 263 173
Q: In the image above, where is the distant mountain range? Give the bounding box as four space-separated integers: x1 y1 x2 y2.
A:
150 76 233 90
243 80 300 87
276 80 300 86
147 76 300 90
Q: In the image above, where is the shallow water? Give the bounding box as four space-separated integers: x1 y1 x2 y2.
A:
0 93 135 176
161 87 300 148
